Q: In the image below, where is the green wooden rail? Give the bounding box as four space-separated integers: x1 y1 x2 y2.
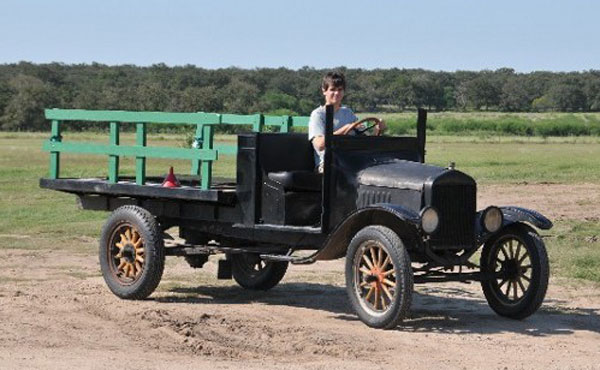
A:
43 108 309 189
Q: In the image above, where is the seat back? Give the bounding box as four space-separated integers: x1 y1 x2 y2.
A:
258 133 315 173
256 133 321 225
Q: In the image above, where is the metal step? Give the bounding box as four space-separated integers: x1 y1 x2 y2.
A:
259 253 317 265
164 239 288 257
251 224 322 234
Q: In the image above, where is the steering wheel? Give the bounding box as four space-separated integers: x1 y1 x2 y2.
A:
350 117 384 136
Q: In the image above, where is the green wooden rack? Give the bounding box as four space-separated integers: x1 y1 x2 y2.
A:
43 109 309 190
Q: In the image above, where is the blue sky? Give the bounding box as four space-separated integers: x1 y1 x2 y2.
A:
1 0 598 72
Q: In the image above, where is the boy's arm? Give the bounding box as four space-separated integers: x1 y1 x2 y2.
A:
311 118 386 151
311 123 356 151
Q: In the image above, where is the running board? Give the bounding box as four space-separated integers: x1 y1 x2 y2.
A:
259 253 317 265
250 224 322 233
164 240 287 257
164 238 319 264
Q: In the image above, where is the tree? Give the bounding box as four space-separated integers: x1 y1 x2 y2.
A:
175 86 223 113
0 64 598 132
222 78 260 114
0 80 12 115
465 72 501 110
346 71 382 112
410 74 444 111
531 95 553 112
0 74 54 131
389 76 413 111
442 86 456 110
500 76 534 112
583 71 600 111
135 82 170 111
547 78 586 111
454 82 469 111
256 91 298 114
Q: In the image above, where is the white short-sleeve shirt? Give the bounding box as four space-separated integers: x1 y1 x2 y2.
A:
308 105 358 167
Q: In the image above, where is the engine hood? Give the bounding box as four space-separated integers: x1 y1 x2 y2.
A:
357 159 457 191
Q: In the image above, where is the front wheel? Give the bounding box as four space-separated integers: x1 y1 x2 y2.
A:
99 206 165 299
231 253 288 290
345 226 413 329
480 223 549 319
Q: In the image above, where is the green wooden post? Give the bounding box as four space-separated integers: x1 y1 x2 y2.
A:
253 114 264 132
49 120 61 179
191 124 203 176
108 122 120 183
201 124 214 190
280 116 291 133
135 122 146 185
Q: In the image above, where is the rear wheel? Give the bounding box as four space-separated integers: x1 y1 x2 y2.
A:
231 253 288 290
480 223 549 319
99 206 165 299
345 226 413 329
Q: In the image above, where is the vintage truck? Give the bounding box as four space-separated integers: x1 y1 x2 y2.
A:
40 106 552 329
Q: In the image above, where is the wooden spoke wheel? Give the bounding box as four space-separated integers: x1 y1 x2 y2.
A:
354 240 397 314
99 206 164 299
346 226 413 329
108 223 145 284
480 223 549 319
231 253 288 291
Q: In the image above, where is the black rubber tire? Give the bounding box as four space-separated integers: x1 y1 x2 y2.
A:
99 205 165 299
480 223 549 319
231 253 288 291
345 226 413 329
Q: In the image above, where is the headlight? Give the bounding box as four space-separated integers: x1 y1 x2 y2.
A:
482 206 503 232
420 206 439 234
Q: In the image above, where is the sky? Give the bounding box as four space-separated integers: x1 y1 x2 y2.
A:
0 0 598 72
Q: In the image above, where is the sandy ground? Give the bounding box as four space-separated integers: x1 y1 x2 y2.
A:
1 184 599 370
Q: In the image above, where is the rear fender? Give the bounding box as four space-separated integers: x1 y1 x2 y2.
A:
314 204 422 261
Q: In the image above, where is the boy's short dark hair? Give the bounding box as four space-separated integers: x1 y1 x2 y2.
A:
321 71 346 91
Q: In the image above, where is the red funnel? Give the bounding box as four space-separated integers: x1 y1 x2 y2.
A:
162 167 180 188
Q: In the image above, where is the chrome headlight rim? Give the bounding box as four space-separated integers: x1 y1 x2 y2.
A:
482 206 503 233
420 206 440 235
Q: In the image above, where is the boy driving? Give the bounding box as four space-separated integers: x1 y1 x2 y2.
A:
308 71 386 172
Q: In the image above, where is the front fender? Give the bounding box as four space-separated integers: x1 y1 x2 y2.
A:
476 206 553 244
313 203 422 261
501 206 553 230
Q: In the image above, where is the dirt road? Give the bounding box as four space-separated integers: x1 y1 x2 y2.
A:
1 184 599 369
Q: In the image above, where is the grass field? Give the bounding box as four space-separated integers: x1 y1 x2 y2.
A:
357 111 600 137
0 131 599 283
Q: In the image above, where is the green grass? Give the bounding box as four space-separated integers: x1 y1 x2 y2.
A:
426 140 600 184
358 112 600 137
544 221 600 282
1 131 599 283
0 132 237 253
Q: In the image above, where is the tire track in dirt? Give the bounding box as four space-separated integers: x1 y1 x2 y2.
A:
1 183 600 369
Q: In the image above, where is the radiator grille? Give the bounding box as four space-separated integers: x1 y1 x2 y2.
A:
430 184 476 248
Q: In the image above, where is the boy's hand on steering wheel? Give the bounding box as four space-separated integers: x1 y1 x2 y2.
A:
373 118 386 136
352 117 386 136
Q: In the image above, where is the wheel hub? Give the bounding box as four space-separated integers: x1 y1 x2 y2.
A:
365 266 386 288
502 259 519 280
365 274 379 284
122 244 136 263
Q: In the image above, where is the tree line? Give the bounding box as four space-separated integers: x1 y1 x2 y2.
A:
1 62 599 131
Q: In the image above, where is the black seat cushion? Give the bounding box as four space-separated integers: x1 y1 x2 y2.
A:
268 171 322 192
